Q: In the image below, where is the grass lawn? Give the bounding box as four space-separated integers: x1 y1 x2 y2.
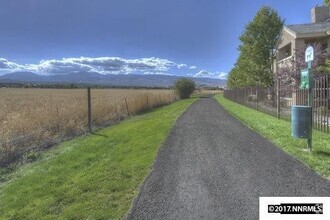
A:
215 94 330 178
0 98 196 219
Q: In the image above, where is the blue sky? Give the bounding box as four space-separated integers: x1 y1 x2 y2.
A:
0 0 325 79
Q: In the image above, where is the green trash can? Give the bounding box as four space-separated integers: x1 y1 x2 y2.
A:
291 105 312 139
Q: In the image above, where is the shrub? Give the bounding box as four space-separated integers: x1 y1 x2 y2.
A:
174 78 196 99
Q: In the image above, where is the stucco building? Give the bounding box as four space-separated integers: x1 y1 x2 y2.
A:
275 5 330 72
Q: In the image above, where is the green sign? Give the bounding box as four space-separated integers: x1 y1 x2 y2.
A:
300 69 310 89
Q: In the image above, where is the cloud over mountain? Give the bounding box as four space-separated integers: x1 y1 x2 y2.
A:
0 57 226 80
25 57 183 75
0 57 185 75
0 58 23 70
194 70 228 80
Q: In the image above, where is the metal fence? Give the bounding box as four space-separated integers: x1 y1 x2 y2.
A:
224 74 329 133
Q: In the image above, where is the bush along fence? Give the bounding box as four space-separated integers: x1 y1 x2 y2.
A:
224 74 329 133
0 88 177 167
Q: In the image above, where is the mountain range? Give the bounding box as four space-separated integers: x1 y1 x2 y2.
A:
0 72 226 87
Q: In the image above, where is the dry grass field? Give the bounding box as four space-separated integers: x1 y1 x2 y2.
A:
0 88 176 166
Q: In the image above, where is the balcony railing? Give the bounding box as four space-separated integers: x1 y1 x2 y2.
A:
277 55 293 65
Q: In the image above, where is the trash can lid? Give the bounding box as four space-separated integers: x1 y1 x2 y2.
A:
292 105 312 109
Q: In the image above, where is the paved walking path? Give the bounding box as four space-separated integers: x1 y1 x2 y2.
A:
127 97 330 219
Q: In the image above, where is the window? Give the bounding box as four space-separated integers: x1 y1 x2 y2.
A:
285 45 292 57
279 43 292 61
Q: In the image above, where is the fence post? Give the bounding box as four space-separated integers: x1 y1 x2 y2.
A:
256 88 259 110
325 75 328 133
87 87 92 133
277 79 281 119
125 98 130 116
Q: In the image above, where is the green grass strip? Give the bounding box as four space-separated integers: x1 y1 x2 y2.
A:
215 94 330 178
0 98 196 219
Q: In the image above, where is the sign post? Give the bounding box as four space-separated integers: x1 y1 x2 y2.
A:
304 46 314 151
291 46 314 152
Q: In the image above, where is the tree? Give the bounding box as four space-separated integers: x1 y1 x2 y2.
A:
174 78 196 99
318 59 330 73
325 0 330 7
227 56 256 88
228 6 284 88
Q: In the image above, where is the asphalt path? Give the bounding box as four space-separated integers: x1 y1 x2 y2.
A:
126 96 330 219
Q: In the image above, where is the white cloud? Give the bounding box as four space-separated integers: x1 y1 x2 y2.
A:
0 57 226 80
194 70 227 80
143 71 173 76
194 70 210 77
26 59 93 75
0 58 24 70
217 72 228 80
0 57 185 76
178 64 187 69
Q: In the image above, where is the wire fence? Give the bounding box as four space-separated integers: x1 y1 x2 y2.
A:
0 88 177 167
224 74 330 133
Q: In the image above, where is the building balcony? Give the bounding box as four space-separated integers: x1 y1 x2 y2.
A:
277 55 293 67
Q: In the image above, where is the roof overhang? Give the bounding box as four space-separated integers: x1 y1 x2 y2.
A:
275 27 295 50
284 25 330 39
283 26 297 38
276 25 330 50
295 32 329 39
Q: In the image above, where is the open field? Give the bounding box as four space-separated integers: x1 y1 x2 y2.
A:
216 94 330 178
194 89 223 96
0 98 196 219
0 88 176 166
